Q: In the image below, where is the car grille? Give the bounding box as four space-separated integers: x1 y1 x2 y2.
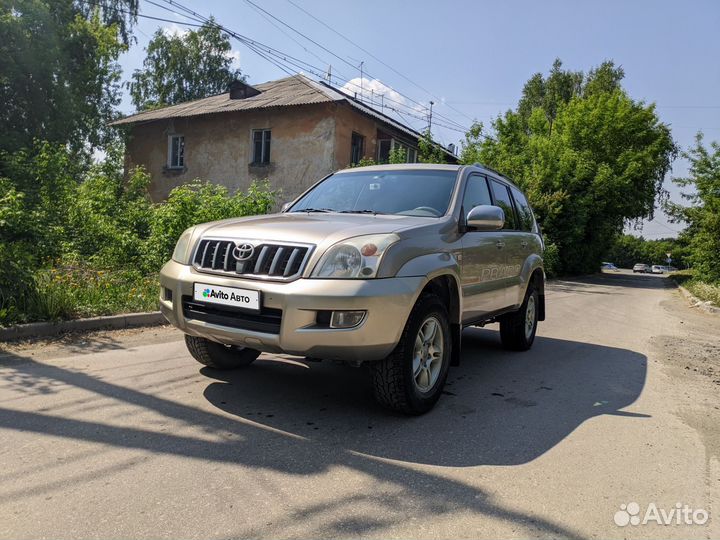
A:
182 296 282 334
192 239 312 280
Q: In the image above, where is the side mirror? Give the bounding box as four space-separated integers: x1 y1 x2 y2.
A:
280 202 291 213
466 204 504 231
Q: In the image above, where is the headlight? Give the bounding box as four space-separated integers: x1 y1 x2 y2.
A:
312 234 399 279
171 227 195 264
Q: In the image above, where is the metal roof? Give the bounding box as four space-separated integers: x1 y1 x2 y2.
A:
110 75 334 126
110 75 456 158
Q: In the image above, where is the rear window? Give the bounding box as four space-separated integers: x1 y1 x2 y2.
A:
509 186 536 232
490 179 518 230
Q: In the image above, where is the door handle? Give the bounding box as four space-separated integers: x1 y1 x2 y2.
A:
496 240 505 249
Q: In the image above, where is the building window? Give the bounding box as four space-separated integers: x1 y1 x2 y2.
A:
377 139 392 163
168 135 185 168
350 132 365 165
252 129 271 165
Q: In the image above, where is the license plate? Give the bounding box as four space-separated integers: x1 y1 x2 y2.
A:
193 283 260 311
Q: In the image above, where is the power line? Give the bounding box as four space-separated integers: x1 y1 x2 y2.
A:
240 0 470 132
123 0 473 145
648 218 683 234
145 0 470 133
283 0 478 126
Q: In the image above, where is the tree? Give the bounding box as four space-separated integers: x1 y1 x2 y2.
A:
667 133 720 282
76 0 138 45
417 129 447 163
604 234 690 269
0 1 131 154
460 59 676 274
129 19 243 110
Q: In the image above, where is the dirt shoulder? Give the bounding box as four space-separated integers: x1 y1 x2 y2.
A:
654 288 720 476
0 323 182 363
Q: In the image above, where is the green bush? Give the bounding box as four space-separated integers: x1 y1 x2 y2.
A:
67 164 154 268
0 142 278 326
142 179 277 272
543 241 560 278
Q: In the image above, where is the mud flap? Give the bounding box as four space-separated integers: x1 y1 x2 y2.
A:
450 322 462 366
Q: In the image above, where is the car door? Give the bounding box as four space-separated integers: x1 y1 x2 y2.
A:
489 179 525 308
460 174 508 322
508 183 542 308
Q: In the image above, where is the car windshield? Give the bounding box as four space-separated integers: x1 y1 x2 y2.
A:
289 169 459 217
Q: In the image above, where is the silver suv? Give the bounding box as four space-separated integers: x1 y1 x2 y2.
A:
160 164 545 414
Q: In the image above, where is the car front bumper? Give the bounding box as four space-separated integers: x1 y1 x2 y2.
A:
159 260 425 362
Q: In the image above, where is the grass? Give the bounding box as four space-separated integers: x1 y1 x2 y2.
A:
669 270 720 307
1 266 159 326
684 281 720 307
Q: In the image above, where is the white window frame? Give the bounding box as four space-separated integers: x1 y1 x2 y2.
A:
167 134 185 169
391 139 417 163
251 129 271 165
350 131 365 165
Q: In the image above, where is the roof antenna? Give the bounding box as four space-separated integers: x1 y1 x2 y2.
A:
359 60 364 102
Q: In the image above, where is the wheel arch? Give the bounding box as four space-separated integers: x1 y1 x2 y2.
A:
418 272 463 366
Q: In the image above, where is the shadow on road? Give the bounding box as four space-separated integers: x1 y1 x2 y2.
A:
0 275 652 538
202 329 648 467
552 271 675 293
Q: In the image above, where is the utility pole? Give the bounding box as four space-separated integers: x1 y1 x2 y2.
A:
428 101 434 133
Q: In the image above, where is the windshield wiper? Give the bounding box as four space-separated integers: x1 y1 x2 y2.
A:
293 208 334 213
339 209 386 215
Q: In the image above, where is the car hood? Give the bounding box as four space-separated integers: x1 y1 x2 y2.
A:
197 212 435 246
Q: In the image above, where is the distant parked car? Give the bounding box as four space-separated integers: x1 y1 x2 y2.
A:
633 263 650 273
651 265 664 274
601 262 620 271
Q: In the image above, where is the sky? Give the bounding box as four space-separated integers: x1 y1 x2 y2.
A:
117 0 720 239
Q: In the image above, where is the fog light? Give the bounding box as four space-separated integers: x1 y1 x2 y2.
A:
330 310 366 329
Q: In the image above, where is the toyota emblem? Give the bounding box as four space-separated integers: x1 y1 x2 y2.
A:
232 243 255 261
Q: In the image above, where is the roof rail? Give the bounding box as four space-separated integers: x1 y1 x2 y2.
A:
472 162 506 178
471 162 522 187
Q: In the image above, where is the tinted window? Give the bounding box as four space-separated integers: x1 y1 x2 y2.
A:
462 175 492 212
509 186 535 232
490 179 518 230
290 170 458 217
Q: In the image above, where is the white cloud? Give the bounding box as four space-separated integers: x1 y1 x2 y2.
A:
161 24 190 38
340 77 433 118
341 77 406 107
224 50 241 70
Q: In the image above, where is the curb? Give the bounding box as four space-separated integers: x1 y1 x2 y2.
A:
677 285 720 315
0 312 167 342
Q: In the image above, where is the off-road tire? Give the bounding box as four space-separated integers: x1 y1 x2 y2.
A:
184 335 260 369
370 293 451 415
499 282 539 351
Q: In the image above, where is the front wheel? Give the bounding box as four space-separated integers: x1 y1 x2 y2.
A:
499 282 539 351
185 335 260 369
370 293 451 415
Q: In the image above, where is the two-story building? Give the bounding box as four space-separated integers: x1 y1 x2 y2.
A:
112 74 456 202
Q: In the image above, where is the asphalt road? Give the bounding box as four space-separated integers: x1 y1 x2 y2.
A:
1 271 718 539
